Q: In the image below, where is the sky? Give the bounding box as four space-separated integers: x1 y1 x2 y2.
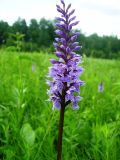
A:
0 0 120 38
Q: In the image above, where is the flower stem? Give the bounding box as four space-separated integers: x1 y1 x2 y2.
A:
57 103 65 160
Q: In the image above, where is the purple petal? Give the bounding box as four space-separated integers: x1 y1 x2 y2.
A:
53 42 59 48
60 0 65 6
68 9 75 17
54 51 65 59
79 81 85 86
55 38 61 42
61 38 66 45
71 42 79 47
66 4 71 13
72 101 79 110
74 32 80 36
77 67 84 73
57 81 64 90
68 25 72 31
69 21 79 28
60 45 66 50
50 59 61 64
55 30 63 36
74 96 82 101
57 8 65 15
65 93 74 102
55 23 65 30
66 47 71 53
72 46 81 51
66 86 76 94
71 35 77 41
56 5 61 9
69 16 76 23
53 99 61 109
61 76 71 82
54 51 62 55
55 17 66 23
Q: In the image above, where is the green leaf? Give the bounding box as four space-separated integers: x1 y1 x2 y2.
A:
20 123 35 147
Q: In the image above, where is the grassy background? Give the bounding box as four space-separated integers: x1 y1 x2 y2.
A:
0 50 120 160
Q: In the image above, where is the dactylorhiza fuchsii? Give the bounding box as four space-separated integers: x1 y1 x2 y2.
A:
47 0 84 110
98 82 104 92
47 1 84 159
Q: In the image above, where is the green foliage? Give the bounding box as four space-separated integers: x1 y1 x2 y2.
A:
0 18 120 59
20 123 35 146
7 32 24 51
0 50 120 159
79 33 120 59
0 21 9 45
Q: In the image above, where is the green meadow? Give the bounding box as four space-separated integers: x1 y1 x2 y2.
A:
0 50 120 160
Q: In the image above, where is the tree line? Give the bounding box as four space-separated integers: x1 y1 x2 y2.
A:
0 17 120 59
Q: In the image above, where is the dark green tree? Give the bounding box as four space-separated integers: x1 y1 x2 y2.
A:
28 19 39 43
39 18 55 47
12 18 28 41
0 21 9 45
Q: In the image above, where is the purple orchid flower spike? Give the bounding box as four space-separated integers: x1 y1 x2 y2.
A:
98 82 104 92
48 1 84 110
47 0 84 159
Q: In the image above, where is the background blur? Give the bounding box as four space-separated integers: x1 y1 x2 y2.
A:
0 0 120 58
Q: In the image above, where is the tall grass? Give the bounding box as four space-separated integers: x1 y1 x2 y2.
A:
0 50 120 160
